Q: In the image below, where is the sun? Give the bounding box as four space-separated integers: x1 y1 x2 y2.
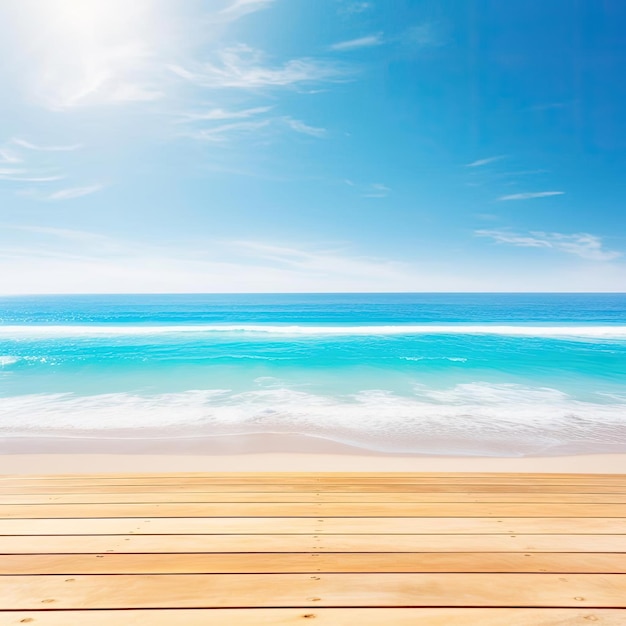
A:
7 0 161 109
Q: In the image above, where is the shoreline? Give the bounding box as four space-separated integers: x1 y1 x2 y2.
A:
1 434 625 474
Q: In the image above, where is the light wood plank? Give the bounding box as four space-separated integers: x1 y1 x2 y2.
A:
4 471 623 478
1 533 624 554
1 516 624 535
2 552 624 575
2 573 626 609
3 502 626 517
5 491 626 504
2 472 624 620
2 608 626 625
0 479 626 494
4 484 626 494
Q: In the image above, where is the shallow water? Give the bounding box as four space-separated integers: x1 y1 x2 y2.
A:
1 293 625 456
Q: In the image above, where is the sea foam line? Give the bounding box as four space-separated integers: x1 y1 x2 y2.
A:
0 324 625 338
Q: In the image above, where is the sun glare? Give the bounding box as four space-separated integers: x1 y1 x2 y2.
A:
10 0 160 108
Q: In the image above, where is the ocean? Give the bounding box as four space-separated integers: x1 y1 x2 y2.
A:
1 293 625 456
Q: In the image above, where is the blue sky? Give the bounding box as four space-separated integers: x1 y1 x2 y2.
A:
0 0 625 293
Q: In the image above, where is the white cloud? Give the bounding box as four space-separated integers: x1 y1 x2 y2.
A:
178 106 273 122
283 117 327 138
6 175 65 183
188 120 271 142
330 34 384 51
182 113 325 143
45 184 104 201
476 229 622 261
362 183 390 198
403 23 446 48
337 1 373 15
465 156 505 167
497 191 564 201
228 240 414 286
169 44 346 89
0 229 414 294
2 227 625 294
11 138 82 152
219 0 275 19
0 149 22 164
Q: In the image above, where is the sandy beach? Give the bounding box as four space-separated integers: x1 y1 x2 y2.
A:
2 433 625 474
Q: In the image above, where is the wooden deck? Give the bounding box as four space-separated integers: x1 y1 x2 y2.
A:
1 472 625 624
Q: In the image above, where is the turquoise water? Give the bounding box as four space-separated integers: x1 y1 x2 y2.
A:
1 293 625 456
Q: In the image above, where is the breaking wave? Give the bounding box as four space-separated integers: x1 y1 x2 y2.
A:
2 382 625 456
0 324 625 339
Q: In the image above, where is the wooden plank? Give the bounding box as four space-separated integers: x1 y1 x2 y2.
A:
1 516 624 536
4 471 623 478
4 483 626 494
2 573 626 609
0 479 626 493
0 483 626 495
3 502 626 518
0 474 626 487
1 533 624 554
3 608 626 626
5 491 626 504
1 609 625 626
2 552 625 575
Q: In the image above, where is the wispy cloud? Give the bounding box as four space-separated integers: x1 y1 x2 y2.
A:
169 44 346 89
188 120 271 142
329 33 384 51
0 228 414 294
11 138 82 152
219 0 275 19
497 191 564 201
5 175 65 183
283 117 327 138
403 22 447 48
362 183 390 198
476 229 622 261
177 106 273 122
186 115 326 143
337 1 373 15
0 148 23 164
465 156 506 168
233 240 406 282
0 137 78 190
45 184 104 201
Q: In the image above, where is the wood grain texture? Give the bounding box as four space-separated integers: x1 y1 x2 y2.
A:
0 609 625 625
2 552 625 575
1 472 625 621
3 502 626 517
2 573 626 609
1 516 625 535
1 533 625 554
4 491 626 503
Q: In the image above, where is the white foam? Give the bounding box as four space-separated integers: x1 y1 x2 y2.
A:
0 323 625 338
0 356 18 367
1 383 625 455
400 356 468 362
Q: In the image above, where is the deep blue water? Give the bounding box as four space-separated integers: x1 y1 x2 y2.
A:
1 293 625 456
